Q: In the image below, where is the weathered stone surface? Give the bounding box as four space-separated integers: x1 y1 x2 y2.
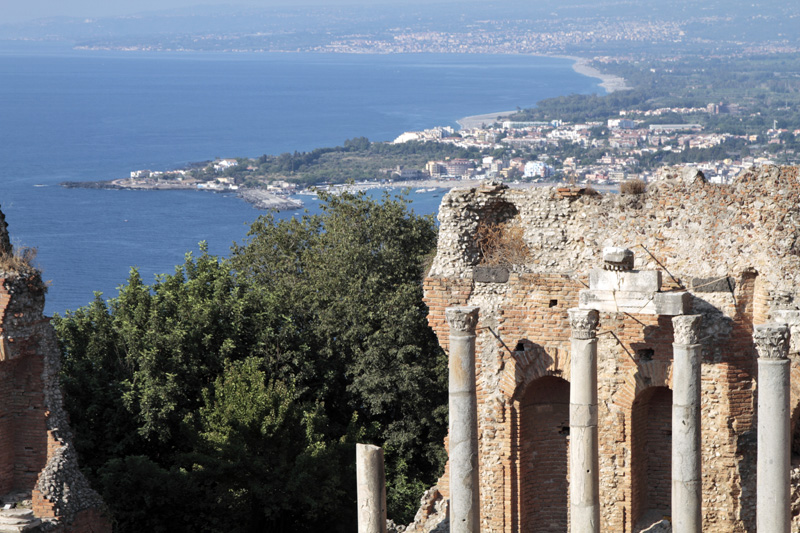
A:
603 246 634 271
473 266 509 283
568 308 599 339
753 323 790 359
357 444 387 533
579 289 657 314
691 276 736 293
673 315 703 346
653 291 691 316
590 269 662 292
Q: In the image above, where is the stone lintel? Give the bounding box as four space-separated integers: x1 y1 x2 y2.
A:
589 269 662 293
753 323 790 360
579 289 657 314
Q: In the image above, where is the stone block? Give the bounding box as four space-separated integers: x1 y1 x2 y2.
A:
589 269 662 293
579 289 656 314
473 266 509 283
691 276 736 293
654 291 690 316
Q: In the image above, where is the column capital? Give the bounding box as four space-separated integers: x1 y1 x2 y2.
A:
754 323 790 360
445 306 480 335
568 308 599 339
672 314 703 345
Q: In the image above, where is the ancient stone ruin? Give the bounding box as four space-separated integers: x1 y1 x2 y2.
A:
0 211 110 532
407 165 800 532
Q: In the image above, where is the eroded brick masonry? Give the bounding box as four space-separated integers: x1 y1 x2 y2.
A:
0 210 110 533
409 165 800 532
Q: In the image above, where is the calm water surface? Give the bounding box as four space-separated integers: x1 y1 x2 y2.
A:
0 41 602 314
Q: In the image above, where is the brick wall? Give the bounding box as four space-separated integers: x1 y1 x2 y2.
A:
0 273 110 532
631 386 672 525
519 376 570 532
417 167 800 532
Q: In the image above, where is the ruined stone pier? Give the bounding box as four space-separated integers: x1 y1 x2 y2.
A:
568 308 600 533
445 306 480 533
671 315 703 533
754 323 791 533
356 443 387 533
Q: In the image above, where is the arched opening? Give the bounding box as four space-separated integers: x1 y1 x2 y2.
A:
519 375 570 532
631 386 672 529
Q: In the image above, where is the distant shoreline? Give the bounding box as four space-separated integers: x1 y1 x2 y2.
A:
560 55 630 93
455 55 629 129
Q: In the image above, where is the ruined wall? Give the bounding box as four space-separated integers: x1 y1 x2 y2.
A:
0 225 110 532
416 166 800 532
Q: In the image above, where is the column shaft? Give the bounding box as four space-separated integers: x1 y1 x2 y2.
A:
356 443 387 533
446 307 480 533
569 308 600 533
671 314 703 533
755 323 791 533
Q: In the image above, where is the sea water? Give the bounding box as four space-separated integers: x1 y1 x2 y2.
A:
0 41 602 314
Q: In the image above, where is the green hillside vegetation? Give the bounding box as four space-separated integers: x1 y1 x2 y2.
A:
208 138 479 187
511 55 800 130
54 191 446 532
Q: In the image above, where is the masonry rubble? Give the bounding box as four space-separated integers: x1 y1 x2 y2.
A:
406 165 800 532
0 209 110 532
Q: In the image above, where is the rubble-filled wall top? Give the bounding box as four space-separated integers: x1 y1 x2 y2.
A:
430 165 800 313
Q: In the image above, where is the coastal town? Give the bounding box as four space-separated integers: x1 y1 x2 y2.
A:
85 96 798 211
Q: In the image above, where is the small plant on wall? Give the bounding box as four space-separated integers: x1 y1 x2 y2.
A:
620 179 647 195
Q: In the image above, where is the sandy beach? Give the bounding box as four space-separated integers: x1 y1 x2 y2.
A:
455 55 629 131
457 110 518 129
563 55 630 93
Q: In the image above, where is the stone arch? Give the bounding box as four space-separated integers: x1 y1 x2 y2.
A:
612 361 673 530
501 340 571 401
518 375 571 533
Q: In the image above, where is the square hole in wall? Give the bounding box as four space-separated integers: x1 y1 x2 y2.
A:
549 299 558 308
636 348 654 361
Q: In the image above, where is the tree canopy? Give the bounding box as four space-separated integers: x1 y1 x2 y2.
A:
55 191 447 532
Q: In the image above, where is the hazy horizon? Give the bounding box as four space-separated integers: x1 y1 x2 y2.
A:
2 0 467 24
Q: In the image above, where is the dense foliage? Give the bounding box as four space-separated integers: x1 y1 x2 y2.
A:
55 191 447 532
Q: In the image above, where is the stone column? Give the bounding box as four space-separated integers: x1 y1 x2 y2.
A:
568 308 600 533
671 315 703 533
445 306 480 533
356 443 387 533
754 323 791 533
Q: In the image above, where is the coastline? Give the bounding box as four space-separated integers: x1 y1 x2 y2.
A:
455 54 629 130
456 110 517 130
560 55 630 93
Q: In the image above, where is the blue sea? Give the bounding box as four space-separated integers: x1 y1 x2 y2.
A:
0 41 603 315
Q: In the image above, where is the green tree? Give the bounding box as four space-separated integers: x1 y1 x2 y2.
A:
55 191 447 530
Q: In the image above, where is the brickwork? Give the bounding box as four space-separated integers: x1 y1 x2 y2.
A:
414 166 800 532
519 376 570 532
0 242 110 532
